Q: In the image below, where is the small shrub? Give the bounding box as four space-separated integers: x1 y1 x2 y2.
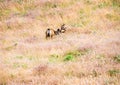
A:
43 2 57 10
111 0 120 7
92 70 98 77
5 46 13 51
96 2 109 9
59 0 77 8
92 70 101 77
67 50 88 57
84 0 92 5
96 54 105 59
13 62 28 69
5 43 17 51
108 69 119 76
21 64 28 69
13 62 20 68
0 9 11 20
64 54 74 61
15 56 23 59
0 0 4 2
63 49 89 62
106 13 120 21
49 54 61 63
28 56 33 61
10 73 15 79
67 51 79 56
114 55 120 63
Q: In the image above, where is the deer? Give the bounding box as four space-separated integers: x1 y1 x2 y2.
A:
54 28 61 35
45 28 61 39
60 24 67 33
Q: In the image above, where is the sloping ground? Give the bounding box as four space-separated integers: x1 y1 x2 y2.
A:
0 0 120 85
0 29 120 85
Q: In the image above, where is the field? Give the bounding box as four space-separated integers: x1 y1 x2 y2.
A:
0 0 120 85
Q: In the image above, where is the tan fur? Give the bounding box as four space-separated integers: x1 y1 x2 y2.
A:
46 28 55 39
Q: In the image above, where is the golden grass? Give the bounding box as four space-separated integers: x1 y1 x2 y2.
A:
0 0 120 85
0 65 11 85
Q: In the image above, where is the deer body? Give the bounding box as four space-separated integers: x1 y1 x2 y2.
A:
45 24 67 39
54 28 61 35
46 28 55 39
61 24 67 33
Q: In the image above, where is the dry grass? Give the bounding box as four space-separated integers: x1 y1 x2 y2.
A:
0 0 120 85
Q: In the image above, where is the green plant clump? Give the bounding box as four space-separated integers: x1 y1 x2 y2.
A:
114 55 120 63
108 69 120 76
64 54 74 61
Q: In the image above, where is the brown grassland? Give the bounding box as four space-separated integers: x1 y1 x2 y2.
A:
0 0 120 85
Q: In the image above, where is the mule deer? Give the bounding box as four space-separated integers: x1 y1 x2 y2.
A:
45 28 61 39
54 28 61 35
61 24 67 33
45 28 55 39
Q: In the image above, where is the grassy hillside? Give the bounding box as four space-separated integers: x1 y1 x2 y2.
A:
0 0 120 85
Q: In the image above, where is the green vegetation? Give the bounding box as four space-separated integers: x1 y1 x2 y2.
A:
49 54 61 63
65 50 89 57
92 70 98 77
96 54 105 59
111 0 120 7
4 43 17 51
15 56 23 59
106 13 120 21
64 54 74 61
114 55 120 63
49 49 89 62
98 2 109 8
64 49 89 61
84 0 93 5
108 69 120 76
13 62 28 69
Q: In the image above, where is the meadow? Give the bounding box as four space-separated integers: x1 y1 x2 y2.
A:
0 0 120 85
